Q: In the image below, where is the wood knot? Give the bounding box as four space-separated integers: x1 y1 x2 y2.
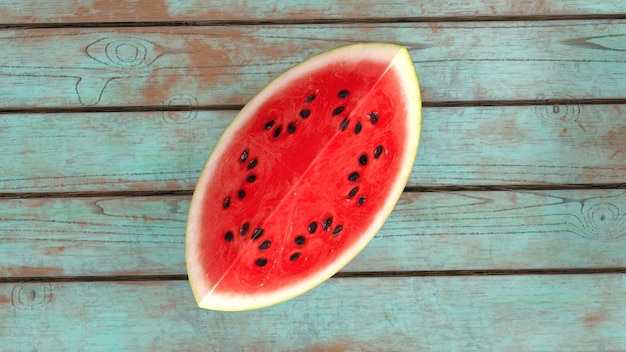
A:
572 201 626 240
11 283 52 310
535 94 580 124
162 95 198 123
86 36 162 68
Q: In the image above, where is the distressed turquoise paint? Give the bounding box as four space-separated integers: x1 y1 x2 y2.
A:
0 4 623 350
1 0 625 23
1 275 625 350
416 104 626 186
1 104 623 193
0 21 625 108
2 190 624 277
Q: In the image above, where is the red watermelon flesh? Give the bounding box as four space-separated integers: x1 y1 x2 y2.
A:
186 43 421 311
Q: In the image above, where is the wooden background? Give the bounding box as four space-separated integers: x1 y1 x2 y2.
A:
1 1 625 351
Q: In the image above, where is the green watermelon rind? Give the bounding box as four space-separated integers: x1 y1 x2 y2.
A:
186 43 421 311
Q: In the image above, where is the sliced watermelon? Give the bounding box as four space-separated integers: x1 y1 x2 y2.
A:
186 43 421 311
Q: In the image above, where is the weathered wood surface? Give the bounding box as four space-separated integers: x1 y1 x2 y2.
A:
2 2 625 350
1 20 625 108
1 0 625 24
2 104 624 193
1 275 625 351
2 189 624 278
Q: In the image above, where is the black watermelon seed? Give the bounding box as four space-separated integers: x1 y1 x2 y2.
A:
238 189 246 199
354 121 362 135
259 240 271 250
308 221 318 234
332 106 345 116
224 231 234 242
247 159 258 169
241 222 250 236
288 122 296 134
338 89 349 99
251 227 264 240
240 150 248 163
340 117 350 131
348 172 360 182
295 235 306 245
374 145 383 159
359 154 368 166
255 258 267 267
223 196 231 209
369 112 379 124
264 120 275 130
247 175 257 183
348 186 359 198
323 217 333 231
273 125 282 138
289 252 301 261
358 195 366 206
305 94 316 103
332 225 343 235
299 109 311 118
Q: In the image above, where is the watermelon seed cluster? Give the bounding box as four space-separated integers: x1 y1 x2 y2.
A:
251 216 346 267
222 149 258 210
346 144 385 207
307 217 343 236
222 148 263 260
263 91 323 138
334 92 378 135
264 119 296 138
222 88 386 269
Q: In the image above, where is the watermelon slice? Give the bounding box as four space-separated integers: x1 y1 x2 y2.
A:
186 43 421 311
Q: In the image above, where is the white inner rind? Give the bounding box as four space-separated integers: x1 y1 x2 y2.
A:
186 43 422 311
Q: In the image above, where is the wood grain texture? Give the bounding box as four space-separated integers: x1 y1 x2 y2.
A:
1 104 624 193
2 189 624 278
1 275 625 351
1 0 625 24
1 20 625 108
1 3 623 351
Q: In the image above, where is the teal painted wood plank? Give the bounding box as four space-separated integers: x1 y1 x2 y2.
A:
1 275 624 351
1 21 625 108
1 104 624 193
1 0 625 24
2 190 624 278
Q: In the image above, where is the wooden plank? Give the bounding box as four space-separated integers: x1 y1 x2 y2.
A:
1 21 625 108
2 189 625 278
1 0 625 24
1 275 624 350
1 104 624 193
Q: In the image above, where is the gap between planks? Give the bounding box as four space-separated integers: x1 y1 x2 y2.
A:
2 14 626 30
2 267 626 284
0 183 625 200
0 98 625 115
